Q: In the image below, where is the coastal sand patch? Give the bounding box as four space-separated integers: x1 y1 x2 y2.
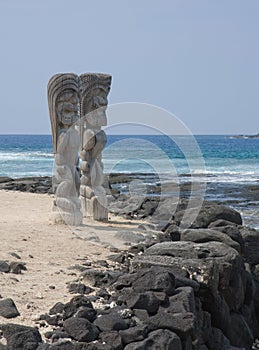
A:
0 190 149 330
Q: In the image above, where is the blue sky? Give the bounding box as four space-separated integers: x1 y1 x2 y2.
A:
0 0 258 134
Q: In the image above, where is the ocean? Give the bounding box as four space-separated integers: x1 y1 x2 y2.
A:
0 134 258 228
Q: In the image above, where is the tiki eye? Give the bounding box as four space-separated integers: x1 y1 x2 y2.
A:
63 107 73 114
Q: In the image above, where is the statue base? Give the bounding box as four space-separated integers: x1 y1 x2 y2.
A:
81 196 108 221
51 206 83 226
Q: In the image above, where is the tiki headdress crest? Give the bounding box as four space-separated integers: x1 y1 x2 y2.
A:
47 73 80 153
80 73 112 117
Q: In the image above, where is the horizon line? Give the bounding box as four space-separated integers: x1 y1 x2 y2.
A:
0 132 258 136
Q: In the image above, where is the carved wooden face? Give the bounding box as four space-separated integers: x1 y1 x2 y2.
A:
57 91 79 127
81 87 109 127
90 88 108 126
92 89 108 109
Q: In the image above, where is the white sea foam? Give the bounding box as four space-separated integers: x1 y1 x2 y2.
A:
0 151 53 159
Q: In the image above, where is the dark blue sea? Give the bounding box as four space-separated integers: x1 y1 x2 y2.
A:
0 134 258 180
0 134 258 228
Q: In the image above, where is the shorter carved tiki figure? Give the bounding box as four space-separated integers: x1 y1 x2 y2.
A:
79 73 112 221
48 73 82 225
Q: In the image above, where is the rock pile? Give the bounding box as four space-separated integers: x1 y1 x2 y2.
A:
0 177 52 194
1 177 259 348
1 203 259 348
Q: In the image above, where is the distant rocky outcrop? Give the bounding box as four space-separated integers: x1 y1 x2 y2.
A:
0 176 53 194
230 133 259 139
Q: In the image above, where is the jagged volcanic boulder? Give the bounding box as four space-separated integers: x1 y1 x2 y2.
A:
180 228 241 252
239 226 259 266
123 329 182 350
131 240 255 349
0 323 42 350
173 201 242 228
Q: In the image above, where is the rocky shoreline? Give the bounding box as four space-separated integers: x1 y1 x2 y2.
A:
1 173 258 229
230 133 259 139
0 176 53 194
0 176 259 349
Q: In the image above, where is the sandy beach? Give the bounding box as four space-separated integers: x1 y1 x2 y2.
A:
0 190 144 331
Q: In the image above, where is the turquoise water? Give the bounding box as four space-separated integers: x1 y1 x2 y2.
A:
104 135 259 184
0 134 258 228
0 135 259 182
0 134 258 184
0 134 53 178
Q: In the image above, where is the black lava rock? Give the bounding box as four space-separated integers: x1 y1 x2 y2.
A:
74 306 97 322
0 261 10 273
94 312 128 332
119 325 148 344
49 302 65 315
123 329 182 350
147 312 196 340
82 269 122 287
0 299 20 318
131 266 175 296
63 317 99 342
127 291 161 315
68 283 94 295
63 296 93 319
98 331 123 350
0 323 42 350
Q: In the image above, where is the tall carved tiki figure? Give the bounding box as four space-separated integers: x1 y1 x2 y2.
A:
48 73 83 225
80 74 112 221
48 72 111 224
